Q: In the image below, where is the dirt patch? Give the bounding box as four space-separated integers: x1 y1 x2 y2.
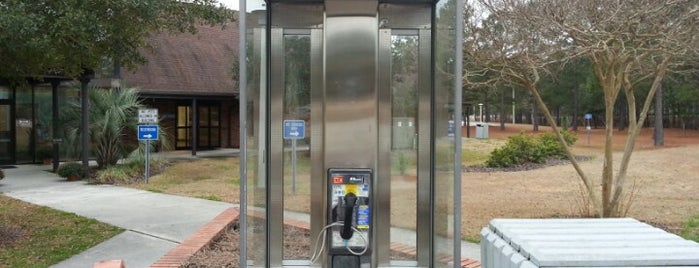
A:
185 220 416 267
184 220 313 267
184 223 240 268
0 225 24 248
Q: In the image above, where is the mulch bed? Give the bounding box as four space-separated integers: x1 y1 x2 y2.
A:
183 220 312 267
462 156 592 173
184 220 416 267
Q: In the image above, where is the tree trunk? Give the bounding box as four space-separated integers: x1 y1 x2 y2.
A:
532 97 539 131
572 84 579 131
602 94 615 217
609 58 670 214
654 84 664 146
617 98 626 131
500 90 506 130
526 82 600 215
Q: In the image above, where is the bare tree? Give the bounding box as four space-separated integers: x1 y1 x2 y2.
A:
464 0 698 217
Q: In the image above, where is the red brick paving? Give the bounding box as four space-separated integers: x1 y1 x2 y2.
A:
149 208 239 268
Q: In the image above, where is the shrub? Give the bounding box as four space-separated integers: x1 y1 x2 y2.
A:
538 130 577 159
93 164 140 185
92 159 170 185
56 163 87 178
0 168 4 179
485 131 577 168
397 152 408 175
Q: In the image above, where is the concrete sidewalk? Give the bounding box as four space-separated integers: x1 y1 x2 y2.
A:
0 165 234 268
1 163 480 267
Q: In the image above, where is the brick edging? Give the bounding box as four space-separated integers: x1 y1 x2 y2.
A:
149 207 480 268
150 208 239 268
279 214 481 268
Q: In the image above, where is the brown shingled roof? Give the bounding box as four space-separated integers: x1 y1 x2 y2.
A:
122 22 239 97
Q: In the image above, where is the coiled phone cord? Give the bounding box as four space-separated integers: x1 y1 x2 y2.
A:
309 222 369 264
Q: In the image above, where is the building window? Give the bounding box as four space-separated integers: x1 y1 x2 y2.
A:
176 103 221 149
176 106 192 148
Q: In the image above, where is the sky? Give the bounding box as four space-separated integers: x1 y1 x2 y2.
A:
217 0 266 12
217 0 238 10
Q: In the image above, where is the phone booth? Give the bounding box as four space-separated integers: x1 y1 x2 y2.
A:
238 0 464 266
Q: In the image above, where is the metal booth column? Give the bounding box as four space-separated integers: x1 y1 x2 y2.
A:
239 0 464 267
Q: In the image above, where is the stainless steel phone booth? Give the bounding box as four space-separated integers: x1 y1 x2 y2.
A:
238 0 464 267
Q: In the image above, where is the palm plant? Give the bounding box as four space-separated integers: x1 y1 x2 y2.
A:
61 87 167 168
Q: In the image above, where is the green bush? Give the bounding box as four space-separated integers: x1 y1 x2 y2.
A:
92 159 170 185
93 164 141 184
56 163 87 178
538 131 577 159
485 131 577 168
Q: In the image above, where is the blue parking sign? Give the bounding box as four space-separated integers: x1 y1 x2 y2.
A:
138 125 159 141
283 120 305 140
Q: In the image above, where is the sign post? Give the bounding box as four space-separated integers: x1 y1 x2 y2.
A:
283 120 305 193
138 108 159 183
584 113 592 145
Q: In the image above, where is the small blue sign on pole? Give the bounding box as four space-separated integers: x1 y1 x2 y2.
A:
584 113 592 120
283 120 305 140
138 125 159 141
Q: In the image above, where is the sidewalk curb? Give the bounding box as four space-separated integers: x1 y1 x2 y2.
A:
149 208 239 268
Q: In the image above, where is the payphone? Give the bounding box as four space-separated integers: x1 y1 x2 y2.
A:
311 169 372 266
328 169 371 253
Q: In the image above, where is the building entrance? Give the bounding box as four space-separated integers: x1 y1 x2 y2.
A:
0 102 13 164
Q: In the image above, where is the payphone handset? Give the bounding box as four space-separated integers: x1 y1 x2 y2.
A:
328 168 371 255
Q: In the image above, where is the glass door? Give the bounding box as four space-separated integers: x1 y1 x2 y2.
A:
0 102 13 164
269 3 324 264
378 3 432 265
176 105 192 149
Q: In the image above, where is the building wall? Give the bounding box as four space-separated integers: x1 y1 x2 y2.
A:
221 99 240 148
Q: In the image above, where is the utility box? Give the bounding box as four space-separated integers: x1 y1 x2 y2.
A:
480 218 699 268
392 117 416 150
475 123 489 139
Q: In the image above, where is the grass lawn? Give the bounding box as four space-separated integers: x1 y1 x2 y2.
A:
127 126 699 243
681 215 699 243
0 195 123 268
130 157 240 204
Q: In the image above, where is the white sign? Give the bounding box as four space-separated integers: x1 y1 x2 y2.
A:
138 109 159 124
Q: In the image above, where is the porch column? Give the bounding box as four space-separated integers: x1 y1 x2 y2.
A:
80 70 94 174
50 79 60 172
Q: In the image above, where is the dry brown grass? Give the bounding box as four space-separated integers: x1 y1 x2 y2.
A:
133 124 699 242
130 157 240 203
459 124 699 241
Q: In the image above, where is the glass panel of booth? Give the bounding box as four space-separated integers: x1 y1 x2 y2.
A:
282 33 312 260
243 0 267 266
389 33 418 262
270 2 323 263
433 0 459 266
